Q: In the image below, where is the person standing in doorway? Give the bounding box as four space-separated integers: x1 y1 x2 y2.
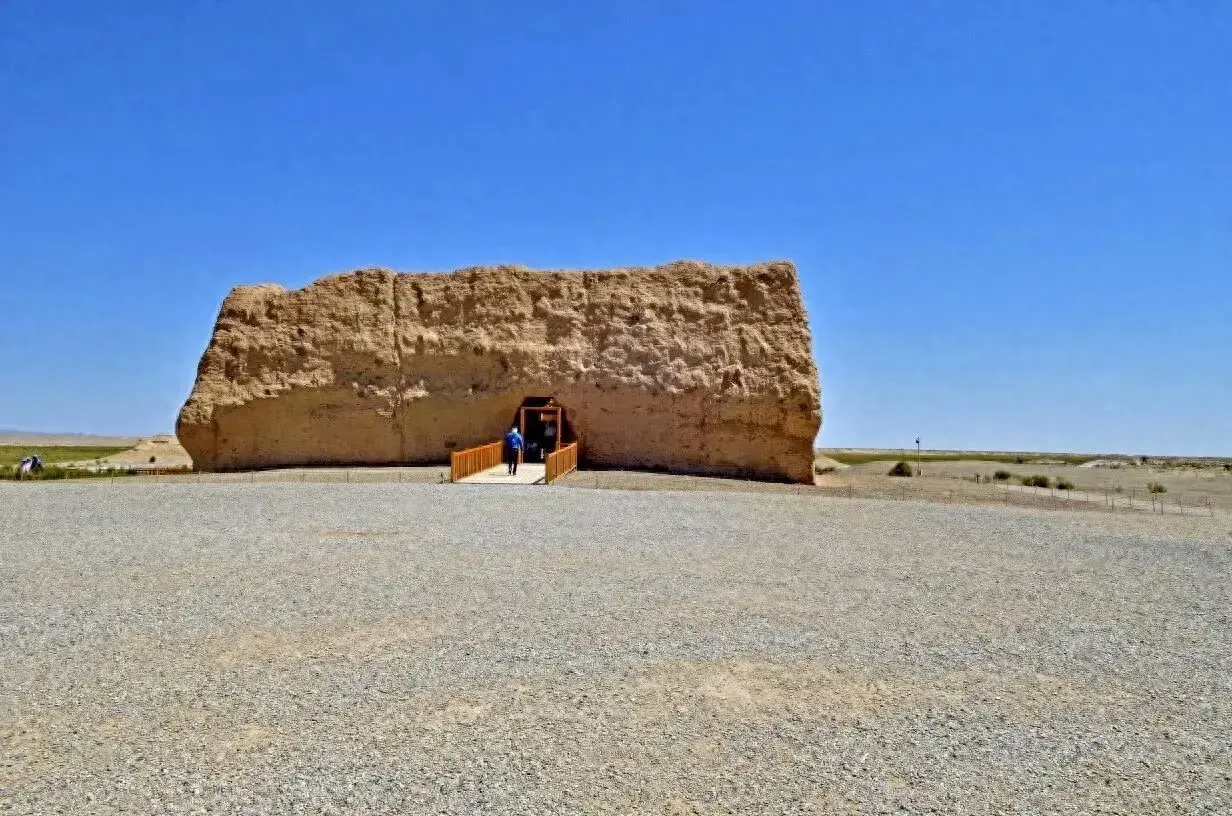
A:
504 426 523 475
542 420 557 457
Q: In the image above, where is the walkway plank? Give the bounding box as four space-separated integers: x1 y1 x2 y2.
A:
459 463 546 485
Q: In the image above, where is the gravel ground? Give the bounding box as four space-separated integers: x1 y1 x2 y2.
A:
1 483 1229 814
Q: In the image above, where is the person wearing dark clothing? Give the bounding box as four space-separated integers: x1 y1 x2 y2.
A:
503 427 524 475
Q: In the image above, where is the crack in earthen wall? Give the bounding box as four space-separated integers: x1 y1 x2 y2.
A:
390 273 406 462
211 416 219 468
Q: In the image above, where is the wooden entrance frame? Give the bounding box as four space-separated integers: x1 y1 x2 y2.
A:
518 401 565 464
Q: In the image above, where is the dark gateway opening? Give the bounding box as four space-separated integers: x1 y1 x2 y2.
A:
512 396 575 463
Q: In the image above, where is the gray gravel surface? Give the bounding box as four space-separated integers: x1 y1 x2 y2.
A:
1 483 1229 814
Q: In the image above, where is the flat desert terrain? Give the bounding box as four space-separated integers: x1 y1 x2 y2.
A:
0 435 194 471
0 432 140 447
2 482 1228 814
817 449 1232 516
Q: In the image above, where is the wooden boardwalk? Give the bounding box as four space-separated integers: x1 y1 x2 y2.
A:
458 463 546 485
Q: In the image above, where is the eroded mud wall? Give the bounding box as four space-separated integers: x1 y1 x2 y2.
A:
177 261 822 481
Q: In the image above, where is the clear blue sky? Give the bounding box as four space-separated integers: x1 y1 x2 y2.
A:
2 1 1229 455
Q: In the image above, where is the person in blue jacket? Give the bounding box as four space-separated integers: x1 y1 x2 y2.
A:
503 426 524 475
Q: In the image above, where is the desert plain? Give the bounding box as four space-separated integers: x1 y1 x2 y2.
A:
1 438 1229 814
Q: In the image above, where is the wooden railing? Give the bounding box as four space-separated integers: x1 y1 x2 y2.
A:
545 442 579 484
450 441 504 482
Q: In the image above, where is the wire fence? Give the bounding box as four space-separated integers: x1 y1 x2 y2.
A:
804 481 1215 518
16 466 1218 518
559 472 1217 518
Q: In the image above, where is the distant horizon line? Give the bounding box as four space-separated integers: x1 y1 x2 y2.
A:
1 429 1227 460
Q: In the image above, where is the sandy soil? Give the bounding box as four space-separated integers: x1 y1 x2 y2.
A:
85 435 194 469
832 458 1232 513
30 435 197 470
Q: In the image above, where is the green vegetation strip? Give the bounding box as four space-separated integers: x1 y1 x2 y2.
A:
0 445 131 468
821 451 1097 466
2 465 142 480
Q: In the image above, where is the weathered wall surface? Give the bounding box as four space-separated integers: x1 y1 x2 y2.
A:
177 261 822 481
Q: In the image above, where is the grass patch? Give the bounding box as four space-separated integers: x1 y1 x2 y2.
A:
887 461 914 477
1020 474 1051 489
0 445 130 468
1055 478 1076 490
993 469 1012 481
2 464 137 480
822 450 1097 466
1148 481 1167 494
2 463 193 481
